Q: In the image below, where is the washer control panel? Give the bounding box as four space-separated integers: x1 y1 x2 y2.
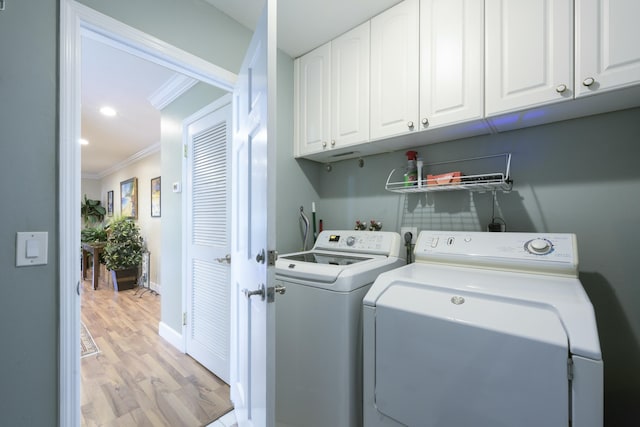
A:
415 231 578 275
314 230 402 256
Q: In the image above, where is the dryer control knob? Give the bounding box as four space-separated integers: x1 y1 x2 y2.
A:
346 236 356 246
525 238 553 255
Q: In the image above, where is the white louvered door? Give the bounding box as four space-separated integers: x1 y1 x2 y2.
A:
185 101 231 384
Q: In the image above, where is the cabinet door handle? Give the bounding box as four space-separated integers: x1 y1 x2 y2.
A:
331 140 336 147
556 84 567 93
407 121 414 129
322 141 327 148
582 77 595 87
421 118 429 127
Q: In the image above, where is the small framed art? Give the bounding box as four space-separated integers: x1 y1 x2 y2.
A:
151 176 161 217
120 177 138 219
107 190 114 217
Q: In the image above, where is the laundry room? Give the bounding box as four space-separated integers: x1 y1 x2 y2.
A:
287 106 640 426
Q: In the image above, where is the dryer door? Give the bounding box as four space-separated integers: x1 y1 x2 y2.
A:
374 282 569 427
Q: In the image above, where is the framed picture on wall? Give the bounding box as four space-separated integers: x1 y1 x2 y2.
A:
151 176 161 217
120 177 138 219
107 190 114 217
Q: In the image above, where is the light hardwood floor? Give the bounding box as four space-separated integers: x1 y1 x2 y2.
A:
80 273 232 427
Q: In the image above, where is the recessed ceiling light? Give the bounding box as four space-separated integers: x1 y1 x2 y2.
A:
99 106 117 117
79 138 89 145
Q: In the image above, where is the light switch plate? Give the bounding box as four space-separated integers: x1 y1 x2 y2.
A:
16 232 48 267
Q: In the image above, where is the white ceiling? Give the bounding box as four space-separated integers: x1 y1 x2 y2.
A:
81 0 401 176
205 0 401 58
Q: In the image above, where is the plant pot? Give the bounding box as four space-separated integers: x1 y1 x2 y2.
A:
111 267 138 291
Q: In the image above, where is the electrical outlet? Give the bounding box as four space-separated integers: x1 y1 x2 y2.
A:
400 227 418 244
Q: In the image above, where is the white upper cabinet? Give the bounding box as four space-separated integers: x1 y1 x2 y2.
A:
576 0 640 97
485 0 574 116
370 0 419 140
331 22 370 148
419 0 484 129
295 42 331 156
295 23 370 158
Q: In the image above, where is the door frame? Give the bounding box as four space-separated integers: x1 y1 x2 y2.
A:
59 1 237 425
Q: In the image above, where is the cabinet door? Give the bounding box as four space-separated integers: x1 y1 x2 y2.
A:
295 42 331 156
370 0 419 140
331 22 370 148
420 0 484 128
576 0 640 97
485 0 573 116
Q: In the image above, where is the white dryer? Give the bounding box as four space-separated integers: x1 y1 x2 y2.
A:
363 231 603 427
275 230 405 427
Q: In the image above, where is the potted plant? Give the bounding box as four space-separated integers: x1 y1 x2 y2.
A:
103 216 144 291
81 194 106 226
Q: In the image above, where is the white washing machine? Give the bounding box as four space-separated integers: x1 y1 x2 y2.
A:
275 230 405 427
363 231 603 427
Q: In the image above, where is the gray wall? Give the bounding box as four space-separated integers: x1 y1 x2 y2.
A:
0 1 58 425
317 107 640 426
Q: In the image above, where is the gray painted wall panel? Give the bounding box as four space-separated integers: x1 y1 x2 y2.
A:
0 0 58 425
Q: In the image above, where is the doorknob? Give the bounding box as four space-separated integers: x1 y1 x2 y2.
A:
243 284 265 301
256 249 265 264
216 254 231 264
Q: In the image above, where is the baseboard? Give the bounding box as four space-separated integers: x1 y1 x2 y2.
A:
150 281 161 294
158 321 185 352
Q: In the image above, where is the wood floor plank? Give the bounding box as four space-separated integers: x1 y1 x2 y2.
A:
81 277 232 426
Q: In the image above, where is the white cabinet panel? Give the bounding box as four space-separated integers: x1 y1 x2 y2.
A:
420 0 484 128
331 22 370 147
370 0 419 140
295 43 330 156
485 0 573 116
576 0 640 97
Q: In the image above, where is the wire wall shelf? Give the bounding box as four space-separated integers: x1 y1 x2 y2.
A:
385 153 513 194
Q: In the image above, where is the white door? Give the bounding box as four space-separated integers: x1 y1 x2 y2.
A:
294 42 331 156
485 0 573 116
419 0 484 128
576 0 640 97
230 2 277 426
184 101 232 384
370 0 419 140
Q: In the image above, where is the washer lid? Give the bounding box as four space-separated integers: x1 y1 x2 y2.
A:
364 263 602 360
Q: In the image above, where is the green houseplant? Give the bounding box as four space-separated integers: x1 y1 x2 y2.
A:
103 216 144 291
81 194 106 226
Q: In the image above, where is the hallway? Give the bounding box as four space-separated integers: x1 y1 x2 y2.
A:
80 275 232 426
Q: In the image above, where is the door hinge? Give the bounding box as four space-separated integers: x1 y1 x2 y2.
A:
183 144 188 158
267 250 278 266
182 312 187 326
567 357 574 381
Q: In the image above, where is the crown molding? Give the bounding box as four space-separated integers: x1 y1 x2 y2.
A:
148 73 198 110
94 141 161 179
